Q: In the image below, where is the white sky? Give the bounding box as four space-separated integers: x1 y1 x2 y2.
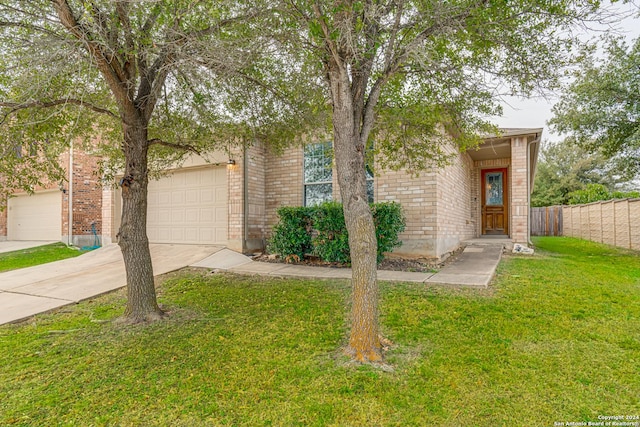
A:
494 2 640 144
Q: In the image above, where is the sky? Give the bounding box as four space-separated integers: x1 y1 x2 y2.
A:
494 2 640 144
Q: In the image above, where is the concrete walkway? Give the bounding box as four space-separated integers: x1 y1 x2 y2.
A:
193 242 504 287
0 244 223 325
0 241 57 254
1 241 504 326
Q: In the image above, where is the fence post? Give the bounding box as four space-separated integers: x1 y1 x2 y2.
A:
599 202 603 243
627 199 632 249
611 199 618 246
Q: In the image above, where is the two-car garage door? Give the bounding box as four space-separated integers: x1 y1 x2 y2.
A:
7 191 62 241
146 166 228 244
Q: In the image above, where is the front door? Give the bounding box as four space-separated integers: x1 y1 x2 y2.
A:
482 168 508 235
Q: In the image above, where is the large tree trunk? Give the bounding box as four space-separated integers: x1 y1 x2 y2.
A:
117 116 164 323
329 65 382 363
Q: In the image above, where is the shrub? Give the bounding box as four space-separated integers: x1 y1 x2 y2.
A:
268 202 406 265
267 206 313 260
311 202 351 264
372 201 405 263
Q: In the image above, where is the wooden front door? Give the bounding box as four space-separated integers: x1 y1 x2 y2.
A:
482 168 508 235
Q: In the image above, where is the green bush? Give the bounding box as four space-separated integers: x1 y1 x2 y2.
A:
372 201 406 263
268 201 405 265
267 206 313 260
568 183 640 204
311 202 351 264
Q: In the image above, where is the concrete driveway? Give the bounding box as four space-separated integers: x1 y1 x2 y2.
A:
0 241 57 254
0 244 223 325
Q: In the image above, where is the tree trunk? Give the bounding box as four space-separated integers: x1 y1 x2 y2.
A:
117 116 164 323
329 65 382 363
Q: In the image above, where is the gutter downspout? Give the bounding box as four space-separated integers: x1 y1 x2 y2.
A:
527 134 541 246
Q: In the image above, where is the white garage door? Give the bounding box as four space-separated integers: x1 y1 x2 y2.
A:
147 167 228 244
8 191 62 241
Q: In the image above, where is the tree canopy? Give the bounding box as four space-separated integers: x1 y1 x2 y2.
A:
0 0 620 359
267 0 610 362
0 0 321 322
550 36 640 181
0 0 319 196
531 138 634 207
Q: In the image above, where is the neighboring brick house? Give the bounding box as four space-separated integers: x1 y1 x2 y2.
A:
0 141 103 248
4 128 541 259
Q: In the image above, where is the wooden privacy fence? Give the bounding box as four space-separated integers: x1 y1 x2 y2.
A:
531 206 563 236
562 198 640 251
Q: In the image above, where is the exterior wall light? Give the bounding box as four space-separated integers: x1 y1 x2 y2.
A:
227 159 236 166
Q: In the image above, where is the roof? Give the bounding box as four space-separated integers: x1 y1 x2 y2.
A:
484 127 544 139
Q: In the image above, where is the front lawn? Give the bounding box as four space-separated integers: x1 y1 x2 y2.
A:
1 237 638 425
0 243 83 272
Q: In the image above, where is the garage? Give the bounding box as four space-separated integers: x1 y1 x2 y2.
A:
146 166 228 244
8 191 62 241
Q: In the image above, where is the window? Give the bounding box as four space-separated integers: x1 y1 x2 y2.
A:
303 141 375 206
365 155 374 203
304 141 333 206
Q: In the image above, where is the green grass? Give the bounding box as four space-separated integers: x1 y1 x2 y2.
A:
1 237 638 426
0 243 84 272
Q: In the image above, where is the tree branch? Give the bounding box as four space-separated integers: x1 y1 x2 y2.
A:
148 138 202 156
0 99 118 124
52 0 131 108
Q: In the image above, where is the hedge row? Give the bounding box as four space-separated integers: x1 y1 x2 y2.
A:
267 201 405 264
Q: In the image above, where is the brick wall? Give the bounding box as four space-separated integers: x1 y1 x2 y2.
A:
101 187 117 245
227 151 244 252
246 143 266 251
375 163 439 257
435 145 476 254
262 140 479 258
60 146 103 247
510 137 529 244
264 146 304 234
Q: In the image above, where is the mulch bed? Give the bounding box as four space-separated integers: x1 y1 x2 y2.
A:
251 247 464 273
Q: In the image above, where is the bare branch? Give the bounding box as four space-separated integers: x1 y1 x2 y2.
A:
311 2 342 66
52 0 130 107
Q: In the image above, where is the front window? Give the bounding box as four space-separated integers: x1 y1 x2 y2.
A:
303 141 375 206
304 141 333 206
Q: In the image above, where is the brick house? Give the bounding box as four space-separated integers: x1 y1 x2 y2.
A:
2 127 541 259
0 143 103 248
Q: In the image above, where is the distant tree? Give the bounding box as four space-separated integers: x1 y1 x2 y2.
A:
550 36 640 181
567 183 639 204
531 139 628 207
